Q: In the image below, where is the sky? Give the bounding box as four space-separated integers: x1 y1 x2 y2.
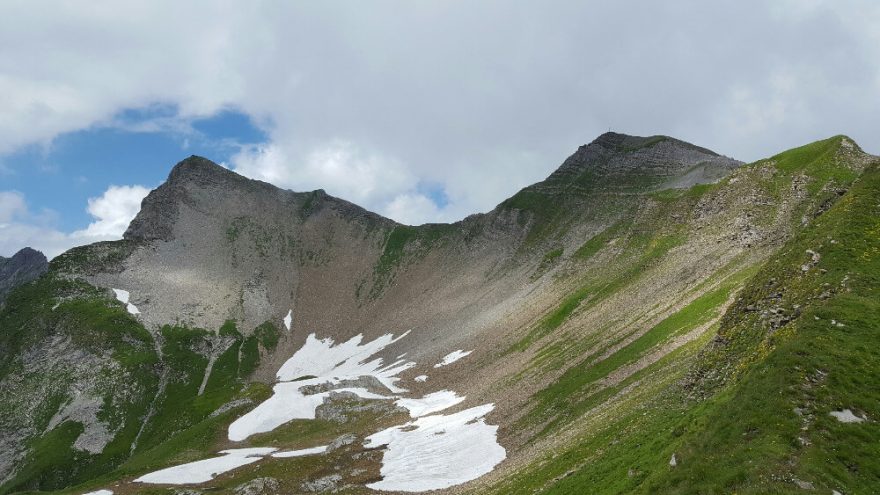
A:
1 1 878 258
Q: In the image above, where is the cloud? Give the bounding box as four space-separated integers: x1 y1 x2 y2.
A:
0 185 149 259
0 1 878 227
383 193 448 226
72 185 151 238
0 191 27 223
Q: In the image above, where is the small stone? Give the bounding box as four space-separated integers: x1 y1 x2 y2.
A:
327 433 358 452
234 477 280 495
669 453 677 467
793 478 814 490
300 474 343 493
830 409 865 423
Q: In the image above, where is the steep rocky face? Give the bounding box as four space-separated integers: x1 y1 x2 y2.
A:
0 247 48 306
1 133 877 494
523 132 741 193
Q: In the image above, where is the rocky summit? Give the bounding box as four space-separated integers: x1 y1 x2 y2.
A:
0 247 48 306
0 133 878 495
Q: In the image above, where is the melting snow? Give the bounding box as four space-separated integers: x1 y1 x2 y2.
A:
396 391 465 418
111 288 140 315
414 375 428 382
276 332 414 392
364 404 506 492
271 445 327 458
135 447 276 484
433 349 472 368
830 409 866 423
283 309 292 331
229 332 414 441
229 385 392 441
202 332 502 491
82 491 113 495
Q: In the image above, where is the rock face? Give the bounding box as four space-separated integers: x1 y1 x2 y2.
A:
0 247 48 305
531 132 741 193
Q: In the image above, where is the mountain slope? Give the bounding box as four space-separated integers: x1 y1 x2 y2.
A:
0 248 48 306
0 133 876 494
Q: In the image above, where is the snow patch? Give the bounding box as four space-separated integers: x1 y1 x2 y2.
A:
365 404 505 492
283 309 292 331
135 447 276 485
229 384 391 441
414 375 428 382
396 390 465 418
830 409 866 423
82 490 113 495
229 332 413 441
111 288 140 315
433 350 472 368
276 332 414 392
271 445 327 458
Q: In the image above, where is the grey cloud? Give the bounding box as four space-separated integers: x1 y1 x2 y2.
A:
0 0 877 225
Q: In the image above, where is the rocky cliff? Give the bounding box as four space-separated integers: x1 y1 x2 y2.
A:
0 247 48 306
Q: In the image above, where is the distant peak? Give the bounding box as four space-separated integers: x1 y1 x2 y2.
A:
586 132 719 157
167 155 237 184
11 247 46 261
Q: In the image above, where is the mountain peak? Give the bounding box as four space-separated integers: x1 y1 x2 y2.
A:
543 132 741 190
0 247 48 305
166 155 250 188
125 156 274 242
586 132 722 157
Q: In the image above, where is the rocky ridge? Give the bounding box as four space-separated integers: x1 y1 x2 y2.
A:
0 247 48 306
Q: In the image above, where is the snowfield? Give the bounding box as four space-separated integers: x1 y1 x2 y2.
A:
136 330 504 491
396 390 465 418
135 448 277 484
271 445 327 458
276 332 414 392
228 383 392 441
365 404 505 492
433 349 472 368
111 288 140 315
283 309 292 330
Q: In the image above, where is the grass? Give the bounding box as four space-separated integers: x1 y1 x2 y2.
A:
0 276 160 494
520 269 747 435
370 223 457 296
485 161 880 495
0 274 282 494
508 230 685 353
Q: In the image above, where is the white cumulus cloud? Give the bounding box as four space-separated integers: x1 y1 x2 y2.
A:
72 185 151 238
0 185 149 259
0 1 879 229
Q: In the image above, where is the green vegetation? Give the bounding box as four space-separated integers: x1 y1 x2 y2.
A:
509 229 685 353
370 223 457 296
485 159 880 494
0 272 281 493
520 269 748 435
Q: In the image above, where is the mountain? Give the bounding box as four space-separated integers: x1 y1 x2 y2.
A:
0 247 48 306
0 133 877 494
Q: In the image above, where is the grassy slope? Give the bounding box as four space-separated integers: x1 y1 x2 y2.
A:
481 140 878 494
0 268 281 494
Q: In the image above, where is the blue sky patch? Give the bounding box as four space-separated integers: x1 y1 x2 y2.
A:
0 107 268 231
